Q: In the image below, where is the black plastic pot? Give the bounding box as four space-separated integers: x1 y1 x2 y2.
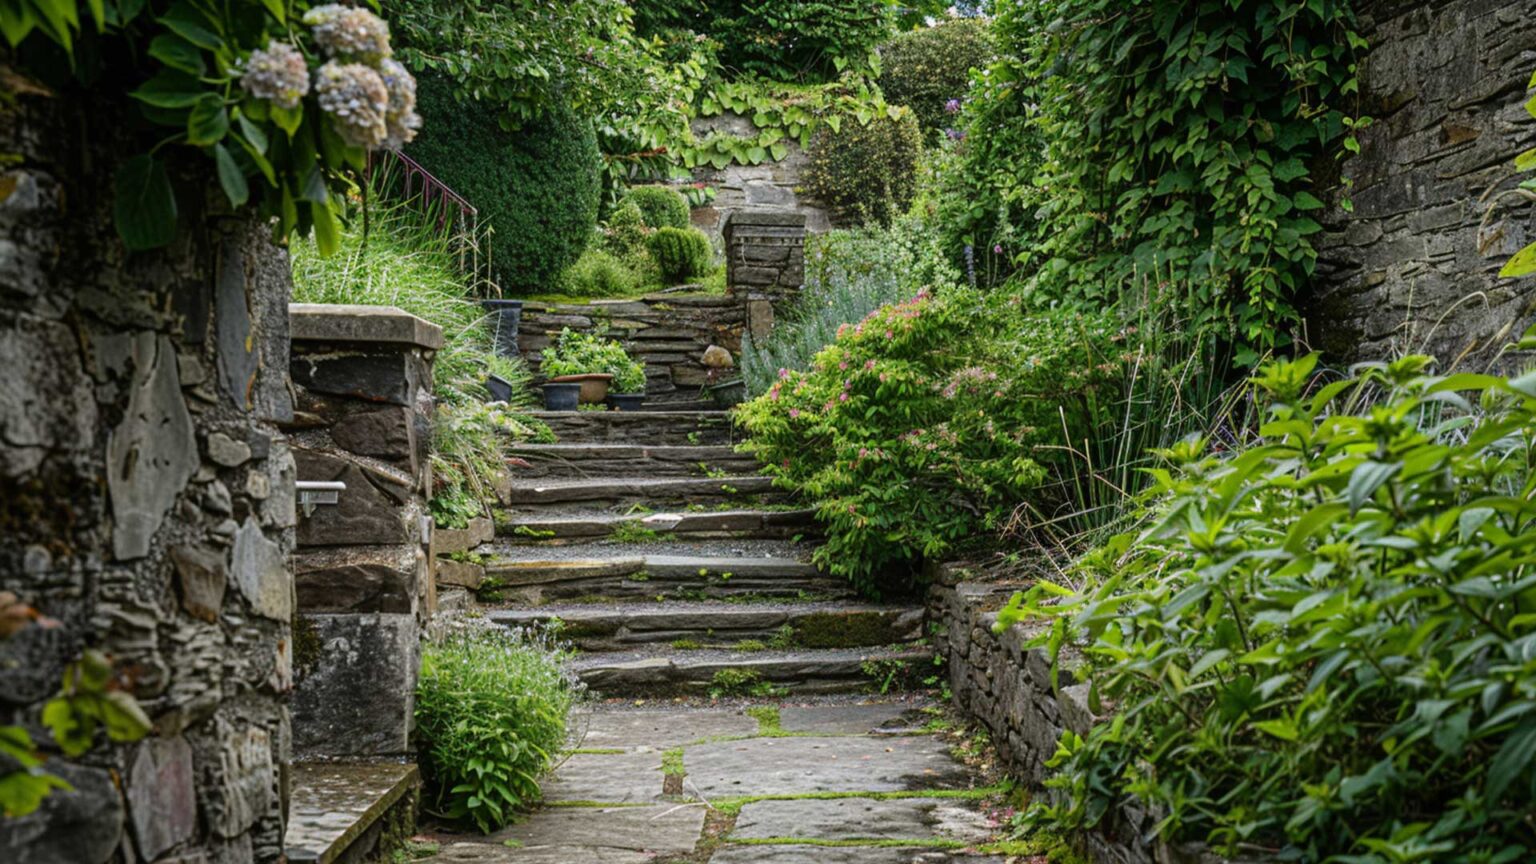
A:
542 382 582 411
706 378 747 407
485 373 514 403
609 393 646 412
481 299 524 359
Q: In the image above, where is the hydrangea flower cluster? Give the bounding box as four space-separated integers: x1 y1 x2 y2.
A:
314 61 388 148
240 40 309 109
303 3 392 64
376 58 422 149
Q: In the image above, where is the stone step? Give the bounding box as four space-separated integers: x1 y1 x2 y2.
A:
572 646 936 697
499 508 818 544
284 761 420 864
490 601 923 651
481 544 848 604
509 443 761 479
529 410 738 445
505 475 787 510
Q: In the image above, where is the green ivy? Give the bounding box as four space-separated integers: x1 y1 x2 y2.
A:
683 76 905 171
966 0 1367 361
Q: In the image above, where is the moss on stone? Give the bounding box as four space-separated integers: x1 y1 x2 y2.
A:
792 611 901 649
292 614 322 679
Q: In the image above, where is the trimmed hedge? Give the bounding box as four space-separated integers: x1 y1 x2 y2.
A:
625 185 691 230
648 227 713 283
803 111 923 227
408 72 602 292
878 19 994 135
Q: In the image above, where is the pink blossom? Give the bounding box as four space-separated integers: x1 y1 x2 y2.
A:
865 359 876 370
839 392 850 402
885 330 894 340
789 408 801 419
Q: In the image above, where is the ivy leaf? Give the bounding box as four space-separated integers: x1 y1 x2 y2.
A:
213 143 249 207
769 142 789 161
259 0 285 23
186 94 228 146
1293 190 1324 210
112 154 178 251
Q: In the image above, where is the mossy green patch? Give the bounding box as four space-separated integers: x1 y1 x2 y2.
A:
792 611 902 649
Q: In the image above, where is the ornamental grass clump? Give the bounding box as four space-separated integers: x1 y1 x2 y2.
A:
1002 352 1536 861
415 624 580 833
738 287 1123 597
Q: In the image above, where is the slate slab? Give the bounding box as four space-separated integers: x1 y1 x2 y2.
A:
488 804 703 857
731 796 992 843
570 708 758 749
539 751 665 804
432 843 653 864
684 735 970 797
778 702 926 736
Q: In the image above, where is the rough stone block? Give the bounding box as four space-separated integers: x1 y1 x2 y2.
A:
294 453 411 547
292 614 418 757
291 352 423 407
106 333 199 560
232 517 293 621
330 406 415 461
171 544 228 623
290 304 444 350
436 559 486 590
295 547 417 614
0 761 123 864
127 736 197 860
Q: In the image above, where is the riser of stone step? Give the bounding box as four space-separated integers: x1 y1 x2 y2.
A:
498 508 818 544
573 647 936 697
530 410 738 446
506 476 788 509
484 555 850 605
509 444 761 479
490 604 922 651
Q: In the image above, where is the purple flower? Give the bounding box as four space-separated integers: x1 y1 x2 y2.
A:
944 128 965 141
993 244 1003 255
945 99 961 114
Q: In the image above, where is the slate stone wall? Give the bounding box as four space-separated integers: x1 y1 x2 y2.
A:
520 295 748 396
1308 0 1536 366
689 112 834 241
926 564 1240 864
1 79 296 863
284 305 440 759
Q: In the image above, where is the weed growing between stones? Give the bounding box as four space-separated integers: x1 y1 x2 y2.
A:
414 624 581 832
608 521 664 544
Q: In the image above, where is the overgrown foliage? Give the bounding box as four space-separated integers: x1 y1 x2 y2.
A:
4 0 419 252
409 72 601 292
655 0 895 83
540 328 646 393
739 288 1123 596
956 0 1366 359
877 18 994 136
558 248 645 298
415 625 579 832
1002 353 1536 861
648 226 714 283
804 108 923 227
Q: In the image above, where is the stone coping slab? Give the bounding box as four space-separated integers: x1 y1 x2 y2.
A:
285 760 420 864
290 303 445 350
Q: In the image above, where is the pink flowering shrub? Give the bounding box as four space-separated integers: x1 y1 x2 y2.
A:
737 287 1122 597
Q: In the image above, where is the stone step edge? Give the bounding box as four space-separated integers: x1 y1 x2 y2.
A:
484 554 820 585
284 761 420 864
489 603 921 629
574 648 936 693
497 508 817 541
509 476 783 504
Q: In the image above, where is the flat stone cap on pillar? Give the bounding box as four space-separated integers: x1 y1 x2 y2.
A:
724 210 807 230
290 303 445 351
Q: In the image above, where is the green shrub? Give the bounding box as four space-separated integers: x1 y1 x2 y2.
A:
804 110 924 227
741 220 962 396
414 625 578 832
409 72 602 292
737 288 1122 597
558 249 645 298
1002 353 1536 861
877 19 994 136
624 185 691 230
540 328 646 393
647 227 713 283
701 0 894 83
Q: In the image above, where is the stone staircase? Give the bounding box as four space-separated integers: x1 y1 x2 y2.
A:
488 407 931 697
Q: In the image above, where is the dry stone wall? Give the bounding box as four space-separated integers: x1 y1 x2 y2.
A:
689 112 834 241
284 305 439 759
1309 0 1536 365
2 82 296 863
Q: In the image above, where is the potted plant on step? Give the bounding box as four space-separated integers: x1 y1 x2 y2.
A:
608 358 648 411
540 328 640 407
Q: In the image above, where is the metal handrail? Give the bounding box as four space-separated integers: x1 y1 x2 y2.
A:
367 148 498 294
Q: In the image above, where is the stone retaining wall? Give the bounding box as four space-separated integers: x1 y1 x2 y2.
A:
285 304 439 759
688 112 835 241
1309 0 1536 366
926 563 1235 864
2 82 296 864
519 294 747 396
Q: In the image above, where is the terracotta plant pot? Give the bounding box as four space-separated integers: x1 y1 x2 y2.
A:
550 373 613 404
541 382 582 411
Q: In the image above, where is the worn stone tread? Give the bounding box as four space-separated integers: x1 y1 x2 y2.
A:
284 761 420 864
527 410 738 446
509 443 761 479
506 475 783 505
489 601 924 650
573 646 935 695
499 507 818 543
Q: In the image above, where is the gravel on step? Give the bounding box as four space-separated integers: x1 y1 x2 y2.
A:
486 537 817 562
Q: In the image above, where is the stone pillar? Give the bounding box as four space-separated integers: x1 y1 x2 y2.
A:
2 80 296 864
284 304 441 759
724 210 807 301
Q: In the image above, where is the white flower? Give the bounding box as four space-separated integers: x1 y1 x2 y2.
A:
303 4 392 64
376 58 421 148
314 61 388 149
240 40 309 109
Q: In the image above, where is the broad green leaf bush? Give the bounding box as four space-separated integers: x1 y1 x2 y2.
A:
1001 354 1536 861
409 72 602 292
740 220 962 396
804 108 924 227
415 624 579 833
738 288 1123 596
540 328 646 393
876 18 994 137
624 185 692 230
647 226 714 283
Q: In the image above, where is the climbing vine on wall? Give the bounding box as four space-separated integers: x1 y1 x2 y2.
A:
978 0 1367 361
683 76 905 170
